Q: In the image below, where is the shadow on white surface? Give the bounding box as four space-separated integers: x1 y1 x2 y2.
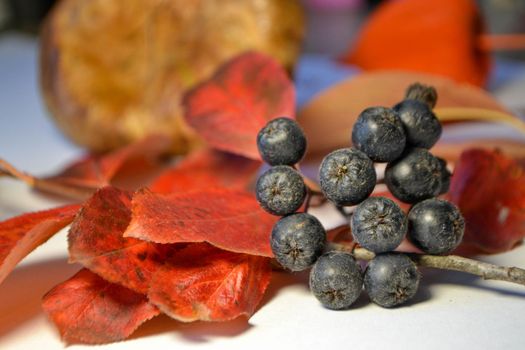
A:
419 268 525 299
0 258 81 339
132 314 253 344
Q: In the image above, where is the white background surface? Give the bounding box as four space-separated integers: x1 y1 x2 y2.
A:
1 33 525 350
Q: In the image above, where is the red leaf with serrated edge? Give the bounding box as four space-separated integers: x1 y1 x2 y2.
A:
448 149 525 255
150 149 261 194
0 135 171 200
68 187 175 293
43 268 160 345
148 243 271 322
0 204 80 285
183 51 295 159
124 188 276 256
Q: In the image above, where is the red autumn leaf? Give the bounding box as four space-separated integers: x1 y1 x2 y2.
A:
0 204 80 284
432 139 525 165
342 0 490 86
148 243 271 322
183 51 295 159
448 149 525 255
150 149 261 193
0 135 171 200
43 268 160 345
124 188 276 256
68 186 173 293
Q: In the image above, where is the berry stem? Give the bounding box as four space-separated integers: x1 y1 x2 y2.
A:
301 175 325 211
304 189 312 213
0 158 37 186
302 175 323 194
330 243 525 287
336 206 353 220
0 158 92 200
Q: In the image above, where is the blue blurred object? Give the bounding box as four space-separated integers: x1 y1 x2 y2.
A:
488 58 525 90
294 53 359 108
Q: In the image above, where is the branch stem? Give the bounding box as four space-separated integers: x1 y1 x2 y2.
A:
330 243 525 287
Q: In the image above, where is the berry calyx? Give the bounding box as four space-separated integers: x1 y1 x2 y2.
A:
405 83 438 109
309 251 363 310
271 213 326 271
351 196 407 253
319 148 376 206
256 165 306 216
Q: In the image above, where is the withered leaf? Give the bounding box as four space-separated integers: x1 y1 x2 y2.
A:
41 0 303 153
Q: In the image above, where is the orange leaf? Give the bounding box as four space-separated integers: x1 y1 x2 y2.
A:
148 243 271 322
297 71 523 160
43 269 160 345
150 149 261 193
183 51 295 159
0 204 80 285
342 0 490 86
124 188 276 256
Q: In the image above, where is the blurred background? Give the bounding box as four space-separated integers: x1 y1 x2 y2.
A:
1 0 524 59
1 0 525 153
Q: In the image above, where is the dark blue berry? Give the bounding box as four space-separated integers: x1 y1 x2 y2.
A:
309 251 363 309
256 166 306 216
257 117 307 166
351 197 407 253
408 198 465 255
405 83 438 109
271 213 326 271
364 253 420 308
352 107 406 162
394 99 441 149
385 148 446 204
319 148 376 206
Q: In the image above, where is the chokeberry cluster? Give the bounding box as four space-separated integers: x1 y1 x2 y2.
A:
255 83 466 310
256 117 326 272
